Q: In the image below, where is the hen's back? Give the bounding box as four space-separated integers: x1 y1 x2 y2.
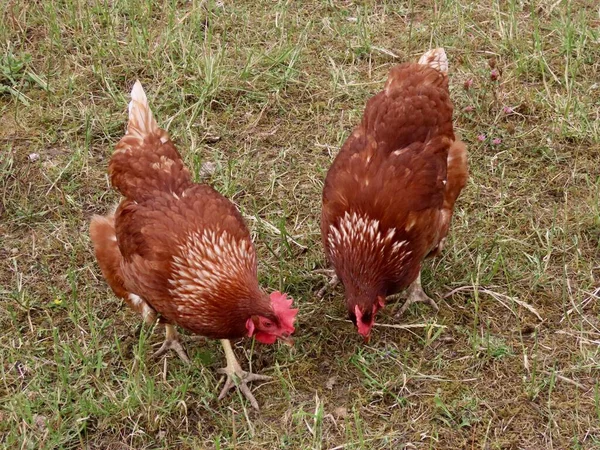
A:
107 82 253 267
362 51 454 153
321 49 456 249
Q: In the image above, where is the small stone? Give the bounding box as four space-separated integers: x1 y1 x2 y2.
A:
325 376 337 390
333 407 348 419
203 134 221 144
33 414 47 431
199 161 216 177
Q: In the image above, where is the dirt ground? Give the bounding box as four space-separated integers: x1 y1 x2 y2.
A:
1 1 599 449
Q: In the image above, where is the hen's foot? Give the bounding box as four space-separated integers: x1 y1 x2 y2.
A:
153 324 190 363
315 269 339 298
395 272 439 318
218 340 271 410
217 368 272 410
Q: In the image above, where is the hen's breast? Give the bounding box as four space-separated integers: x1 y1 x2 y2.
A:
326 210 416 287
167 226 257 327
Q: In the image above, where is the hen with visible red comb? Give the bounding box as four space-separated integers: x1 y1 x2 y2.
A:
90 81 298 410
320 48 468 341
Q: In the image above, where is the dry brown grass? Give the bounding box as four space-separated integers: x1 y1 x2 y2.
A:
1 1 599 448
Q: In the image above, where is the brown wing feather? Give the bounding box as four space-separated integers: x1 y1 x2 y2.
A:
427 139 468 257
444 140 468 211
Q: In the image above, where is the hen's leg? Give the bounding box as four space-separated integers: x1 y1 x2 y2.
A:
315 269 339 298
395 271 439 317
153 323 190 363
217 339 271 410
128 294 189 363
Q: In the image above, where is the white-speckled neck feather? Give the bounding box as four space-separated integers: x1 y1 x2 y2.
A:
327 211 411 280
169 229 256 322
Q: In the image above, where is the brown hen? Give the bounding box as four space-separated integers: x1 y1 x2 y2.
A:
320 48 468 341
90 81 298 409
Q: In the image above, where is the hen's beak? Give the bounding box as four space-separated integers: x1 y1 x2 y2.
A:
363 334 371 344
279 333 294 347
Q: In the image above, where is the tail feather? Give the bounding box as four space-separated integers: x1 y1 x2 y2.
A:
418 48 448 74
90 214 129 300
127 81 159 138
89 213 160 325
384 48 448 94
108 81 192 201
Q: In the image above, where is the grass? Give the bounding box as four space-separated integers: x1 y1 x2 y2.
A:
1 0 599 448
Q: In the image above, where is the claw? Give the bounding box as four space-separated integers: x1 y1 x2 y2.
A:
218 339 271 410
316 270 339 298
217 368 272 410
395 272 439 318
153 324 190 363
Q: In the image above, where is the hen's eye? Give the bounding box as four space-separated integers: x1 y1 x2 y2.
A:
264 321 273 328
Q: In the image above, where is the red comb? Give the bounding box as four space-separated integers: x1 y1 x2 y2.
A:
270 291 298 334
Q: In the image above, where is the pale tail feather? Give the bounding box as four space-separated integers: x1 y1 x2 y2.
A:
127 80 159 138
418 48 448 74
110 80 190 200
